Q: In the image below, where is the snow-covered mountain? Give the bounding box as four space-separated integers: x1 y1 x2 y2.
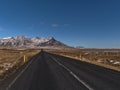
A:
0 36 68 48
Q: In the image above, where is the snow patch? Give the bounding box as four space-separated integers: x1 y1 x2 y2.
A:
2 37 12 39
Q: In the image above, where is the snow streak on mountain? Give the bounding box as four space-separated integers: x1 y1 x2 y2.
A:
0 36 67 48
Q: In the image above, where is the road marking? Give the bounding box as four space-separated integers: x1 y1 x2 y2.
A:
48 54 94 90
6 56 38 90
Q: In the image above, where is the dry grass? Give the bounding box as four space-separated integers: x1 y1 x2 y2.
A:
46 49 120 71
0 49 40 80
0 48 119 80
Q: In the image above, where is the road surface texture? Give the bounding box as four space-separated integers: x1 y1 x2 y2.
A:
0 51 120 90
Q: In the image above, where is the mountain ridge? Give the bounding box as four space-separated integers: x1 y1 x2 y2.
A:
0 36 69 49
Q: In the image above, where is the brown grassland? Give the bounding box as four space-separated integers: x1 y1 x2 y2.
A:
0 48 120 81
0 49 40 81
46 48 120 71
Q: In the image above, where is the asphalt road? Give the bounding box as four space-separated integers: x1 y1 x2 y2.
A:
0 51 120 90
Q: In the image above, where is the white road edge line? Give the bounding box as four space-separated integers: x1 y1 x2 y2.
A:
48 54 94 90
6 56 37 90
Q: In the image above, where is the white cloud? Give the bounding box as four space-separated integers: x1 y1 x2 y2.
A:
51 24 59 28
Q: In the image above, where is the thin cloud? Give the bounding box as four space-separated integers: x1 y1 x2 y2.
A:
51 24 59 28
51 23 70 28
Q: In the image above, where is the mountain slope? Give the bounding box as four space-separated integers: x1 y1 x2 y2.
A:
0 36 68 48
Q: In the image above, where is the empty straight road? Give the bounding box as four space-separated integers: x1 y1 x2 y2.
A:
0 51 120 90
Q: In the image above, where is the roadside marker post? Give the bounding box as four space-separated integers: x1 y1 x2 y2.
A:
24 55 26 63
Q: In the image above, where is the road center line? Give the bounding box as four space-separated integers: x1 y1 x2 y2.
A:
48 54 94 90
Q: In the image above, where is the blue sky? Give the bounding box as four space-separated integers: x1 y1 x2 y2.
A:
0 0 120 48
